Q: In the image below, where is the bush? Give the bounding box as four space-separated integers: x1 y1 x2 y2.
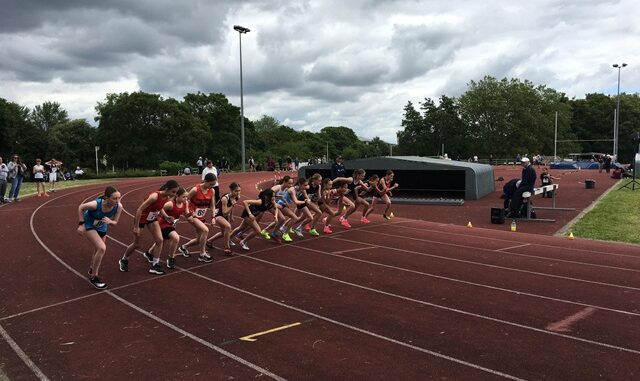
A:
82 168 159 179
159 161 188 176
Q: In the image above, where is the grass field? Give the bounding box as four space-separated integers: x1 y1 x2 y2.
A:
570 181 640 244
5 179 109 200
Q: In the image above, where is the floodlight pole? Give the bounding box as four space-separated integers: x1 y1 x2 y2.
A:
95 146 99 175
613 63 627 159
235 25 250 172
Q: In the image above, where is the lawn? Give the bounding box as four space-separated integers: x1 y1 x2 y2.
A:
570 181 640 244
8 179 110 199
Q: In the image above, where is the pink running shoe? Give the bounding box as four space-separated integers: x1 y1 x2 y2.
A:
304 223 311 231
360 217 370 224
323 226 333 234
340 219 352 228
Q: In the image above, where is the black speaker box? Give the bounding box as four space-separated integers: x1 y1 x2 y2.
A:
491 207 505 224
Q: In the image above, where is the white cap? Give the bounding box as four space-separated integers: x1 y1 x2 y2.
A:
521 157 530 163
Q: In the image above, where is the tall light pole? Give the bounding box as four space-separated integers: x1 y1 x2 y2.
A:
612 63 627 159
234 25 250 172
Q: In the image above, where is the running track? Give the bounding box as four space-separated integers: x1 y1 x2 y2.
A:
1 172 639 380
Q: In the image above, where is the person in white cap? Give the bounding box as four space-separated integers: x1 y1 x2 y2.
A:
507 157 537 218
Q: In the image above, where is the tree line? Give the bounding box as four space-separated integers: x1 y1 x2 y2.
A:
2 75 639 173
397 76 640 163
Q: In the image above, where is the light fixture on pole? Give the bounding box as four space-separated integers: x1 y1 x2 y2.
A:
612 63 627 159
234 24 250 172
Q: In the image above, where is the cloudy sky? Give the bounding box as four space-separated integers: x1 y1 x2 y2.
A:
1 0 638 142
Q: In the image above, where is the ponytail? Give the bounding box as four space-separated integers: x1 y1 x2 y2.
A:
102 186 118 199
160 179 179 191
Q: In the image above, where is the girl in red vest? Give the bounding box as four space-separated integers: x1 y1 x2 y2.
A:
180 173 216 263
119 180 180 275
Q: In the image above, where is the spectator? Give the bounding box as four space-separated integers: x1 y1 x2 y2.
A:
248 156 255 172
330 156 346 179
75 166 85 179
604 154 612 173
294 157 300 170
278 158 283 171
201 160 220 201
45 158 62 193
507 157 536 218
7 154 27 202
0 156 8 203
33 158 47 197
196 156 203 175
540 168 559 198
183 167 191 175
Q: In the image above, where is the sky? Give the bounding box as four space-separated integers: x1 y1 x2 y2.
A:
1 0 638 143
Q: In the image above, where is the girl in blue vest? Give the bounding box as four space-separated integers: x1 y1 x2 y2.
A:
77 186 122 289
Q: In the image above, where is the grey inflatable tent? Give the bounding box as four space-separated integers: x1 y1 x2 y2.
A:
298 156 494 200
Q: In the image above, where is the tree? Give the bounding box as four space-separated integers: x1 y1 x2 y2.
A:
30 101 69 131
397 101 427 155
0 98 42 165
47 119 97 168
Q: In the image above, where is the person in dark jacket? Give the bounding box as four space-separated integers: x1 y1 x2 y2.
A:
330 156 346 179
508 157 536 218
501 178 520 210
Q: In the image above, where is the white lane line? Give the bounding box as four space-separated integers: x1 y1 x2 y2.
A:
353 228 640 274
235 249 640 355
0 323 50 381
27 183 287 381
332 236 640 292
332 246 376 254
181 268 527 381
290 239 640 317
383 221 640 259
497 243 532 251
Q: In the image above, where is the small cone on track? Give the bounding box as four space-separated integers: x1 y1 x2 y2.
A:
466 221 473 228
568 232 575 240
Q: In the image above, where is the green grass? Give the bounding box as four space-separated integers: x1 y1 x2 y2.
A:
13 179 111 198
570 181 640 244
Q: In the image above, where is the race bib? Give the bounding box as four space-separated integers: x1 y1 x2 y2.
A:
93 220 104 228
172 218 179 227
146 211 159 221
194 208 207 218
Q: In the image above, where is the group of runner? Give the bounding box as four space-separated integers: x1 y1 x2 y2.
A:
77 170 398 289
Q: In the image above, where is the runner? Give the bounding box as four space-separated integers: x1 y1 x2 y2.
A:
289 177 315 238
206 182 241 256
143 187 192 269
296 173 322 236
77 186 122 289
119 179 180 275
334 169 369 227
264 176 306 242
319 178 340 234
180 173 216 263
360 174 379 218
233 188 278 251
377 170 399 219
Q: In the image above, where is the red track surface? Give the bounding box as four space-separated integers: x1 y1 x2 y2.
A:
1 170 639 380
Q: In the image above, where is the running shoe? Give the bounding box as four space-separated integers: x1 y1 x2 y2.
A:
290 227 304 237
166 257 176 269
383 214 391 220
322 217 327 224
118 258 129 272
43 193 50 198
240 241 250 251
309 228 319 236
149 264 165 275
178 245 191 257
223 247 233 257
198 253 213 263
229 240 236 247
360 217 371 224
340 219 352 228
282 233 293 242
304 223 311 231
323 226 333 234
89 276 107 289
270 232 282 244
142 250 154 263
261 230 271 239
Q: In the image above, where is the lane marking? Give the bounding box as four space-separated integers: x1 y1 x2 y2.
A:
497 243 531 251
353 228 640 274
332 246 376 254
240 322 302 342
546 308 597 333
235 250 640 355
0 323 50 381
382 221 640 259
27 182 287 381
332 236 640 292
